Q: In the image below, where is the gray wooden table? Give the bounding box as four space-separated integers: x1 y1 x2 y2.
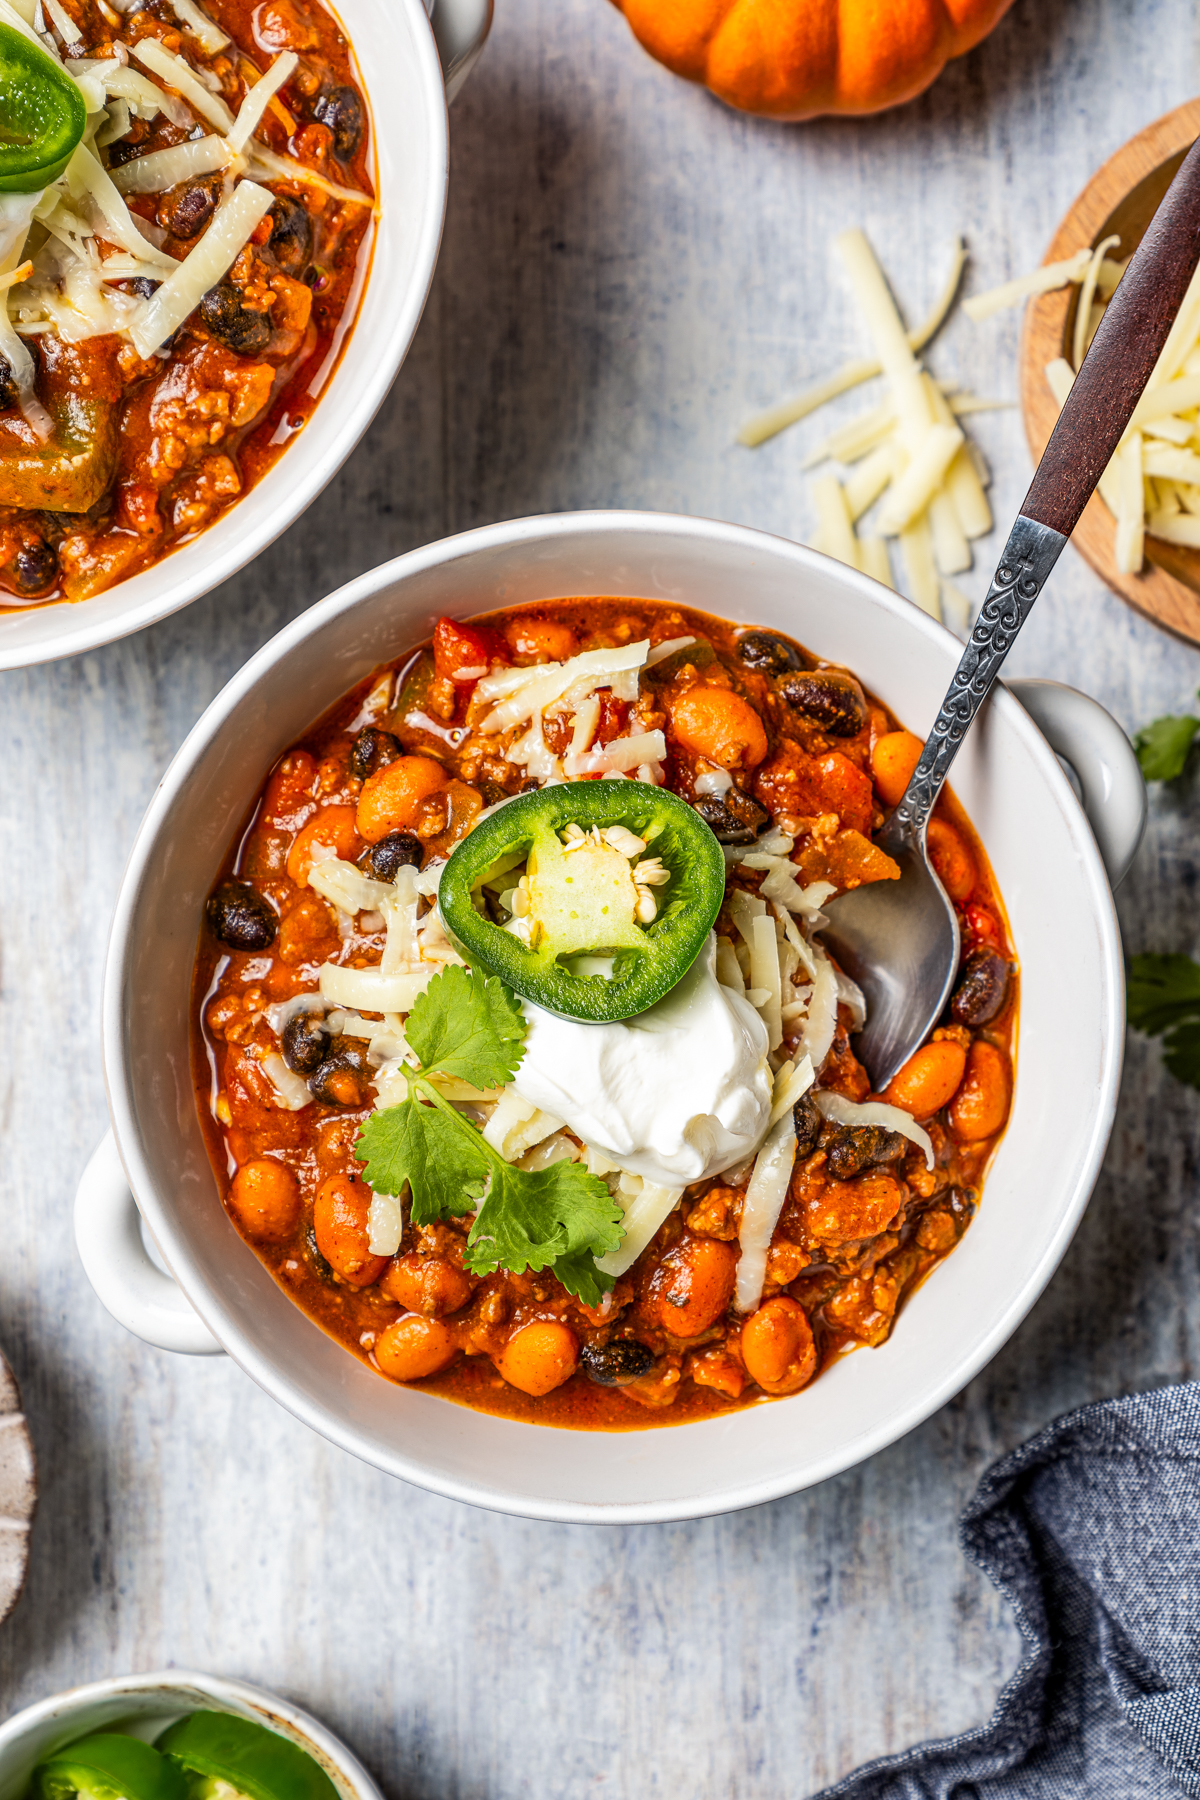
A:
4 0 1200 1790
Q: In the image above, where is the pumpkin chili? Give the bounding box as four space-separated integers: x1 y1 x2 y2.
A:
192 597 1018 1430
0 0 373 611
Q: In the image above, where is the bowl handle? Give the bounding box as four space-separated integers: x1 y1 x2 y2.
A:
74 1133 223 1356
429 0 493 100
1008 677 1147 889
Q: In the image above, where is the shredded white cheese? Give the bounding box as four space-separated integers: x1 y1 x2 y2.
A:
260 1052 311 1110
112 134 233 195
594 1179 685 1279
227 50 297 154
131 36 235 132
735 1113 798 1313
130 178 273 355
167 0 229 52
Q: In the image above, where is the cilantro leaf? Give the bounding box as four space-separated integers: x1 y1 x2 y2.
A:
1161 1019 1200 1090
1127 954 1200 1092
405 963 527 1089
354 965 623 1302
1134 708 1200 781
1127 953 1200 1035
356 1092 485 1221
464 1157 624 1307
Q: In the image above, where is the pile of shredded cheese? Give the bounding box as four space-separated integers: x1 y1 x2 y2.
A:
968 237 1200 576
0 0 372 441
738 231 1007 630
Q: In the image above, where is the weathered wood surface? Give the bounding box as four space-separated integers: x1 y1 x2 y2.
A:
4 0 1200 1791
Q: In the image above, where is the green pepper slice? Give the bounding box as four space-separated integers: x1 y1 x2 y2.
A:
155 1713 339 1800
0 24 86 192
33 1734 188 1800
440 780 726 1023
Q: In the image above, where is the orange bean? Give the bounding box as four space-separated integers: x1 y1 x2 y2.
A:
505 616 578 663
375 1315 458 1382
669 688 768 770
356 755 449 844
286 803 361 885
227 1159 301 1243
740 1296 817 1395
649 1236 737 1337
313 1173 389 1287
884 1038 967 1118
871 730 923 808
381 1252 475 1318
497 1320 579 1396
948 1040 1012 1141
926 817 976 902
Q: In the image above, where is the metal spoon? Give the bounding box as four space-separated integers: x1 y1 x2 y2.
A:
821 134 1200 1090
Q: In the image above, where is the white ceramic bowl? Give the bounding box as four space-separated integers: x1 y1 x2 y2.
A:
0 0 491 673
77 511 1144 1523
0 1672 382 1800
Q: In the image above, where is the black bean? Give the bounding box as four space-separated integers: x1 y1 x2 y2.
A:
281 1009 327 1075
366 831 422 882
207 879 278 950
268 196 314 277
312 84 364 160
125 276 159 299
825 1124 908 1181
778 670 868 737
480 781 509 807
160 182 216 240
105 138 143 167
349 725 400 781
951 948 1010 1027
305 1224 335 1282
309 1047 370 1108
692 790 770 845
0 354 17 411
13 541 57 594
793 1091 822 1160
199 280 272 356
580 1338 656 1387
737 630 805 676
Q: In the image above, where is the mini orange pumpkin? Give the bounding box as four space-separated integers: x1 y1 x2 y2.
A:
612 0 1016 121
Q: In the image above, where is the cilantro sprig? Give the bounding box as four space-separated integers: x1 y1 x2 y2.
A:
1134 694 1200 782
1127 953 1200 1089
355 965 623 1305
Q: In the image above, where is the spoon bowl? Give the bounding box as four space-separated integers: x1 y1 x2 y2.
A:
821 824 960 1090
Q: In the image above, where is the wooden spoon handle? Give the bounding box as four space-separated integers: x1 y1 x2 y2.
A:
1024 133 1200 536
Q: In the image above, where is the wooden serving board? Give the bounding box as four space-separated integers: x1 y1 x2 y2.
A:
1020 96 1200 646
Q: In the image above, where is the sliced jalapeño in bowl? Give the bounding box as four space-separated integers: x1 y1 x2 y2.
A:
33 1735 187 1800
155 1712 340 1800
439 780 727 1022
0 24 87 192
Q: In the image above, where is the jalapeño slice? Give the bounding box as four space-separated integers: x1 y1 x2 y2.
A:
0 24 86 193
155 1712 339 1800
440 780 726 1023
33 1734 188 1800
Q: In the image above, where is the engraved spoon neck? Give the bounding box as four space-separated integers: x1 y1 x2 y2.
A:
888 514 1068 846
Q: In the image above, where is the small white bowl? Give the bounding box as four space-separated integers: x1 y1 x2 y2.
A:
0 1349 35 1626
0 0 491 672
79 510 1144 1522
0 1672 383 1800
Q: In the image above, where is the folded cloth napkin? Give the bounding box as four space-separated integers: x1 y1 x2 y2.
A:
816 1383 1200 1800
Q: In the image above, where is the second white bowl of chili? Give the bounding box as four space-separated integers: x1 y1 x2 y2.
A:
84 510 1138 1522
0 0 490 670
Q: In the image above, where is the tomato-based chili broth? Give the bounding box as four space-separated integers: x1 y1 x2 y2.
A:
0 0 373 611
191 599 1018 1430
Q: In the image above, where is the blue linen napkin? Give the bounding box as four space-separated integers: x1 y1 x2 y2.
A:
815 1383 1200 1799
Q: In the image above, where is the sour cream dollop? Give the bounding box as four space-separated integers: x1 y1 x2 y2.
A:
510 933 772 1187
